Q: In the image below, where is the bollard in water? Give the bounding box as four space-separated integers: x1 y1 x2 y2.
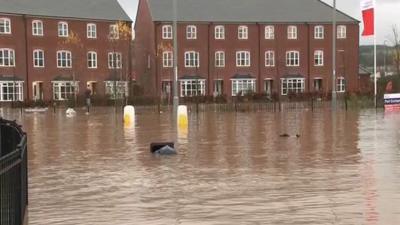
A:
177 105 188 128
123 105 135 127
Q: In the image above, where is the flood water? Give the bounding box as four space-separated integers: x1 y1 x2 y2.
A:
2 107 400 225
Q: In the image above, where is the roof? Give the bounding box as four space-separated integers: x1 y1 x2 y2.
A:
0 0 131 21
0 75 24 81
148 0 357 23
359 66 371 75
231 74 255 79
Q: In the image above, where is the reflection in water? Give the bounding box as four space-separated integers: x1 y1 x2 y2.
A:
2 107 399 225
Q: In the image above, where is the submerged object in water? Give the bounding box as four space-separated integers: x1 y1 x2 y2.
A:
150 142 176 155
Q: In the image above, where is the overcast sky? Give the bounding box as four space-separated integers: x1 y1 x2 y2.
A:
118 0 400 46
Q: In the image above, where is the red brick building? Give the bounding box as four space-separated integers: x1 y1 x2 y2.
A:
0 0 133 103
134 0 361 100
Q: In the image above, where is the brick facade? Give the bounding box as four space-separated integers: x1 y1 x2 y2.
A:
134 0 361 100
0 14 132 102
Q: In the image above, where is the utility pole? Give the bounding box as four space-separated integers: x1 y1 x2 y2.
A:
172 0 179 115
332 0 337 109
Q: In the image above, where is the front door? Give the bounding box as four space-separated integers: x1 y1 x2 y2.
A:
87 81 97 95
32 81 43 101
264 80 273 96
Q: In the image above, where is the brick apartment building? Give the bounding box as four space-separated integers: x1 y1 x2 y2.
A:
0 0 133 103
134 0 360 100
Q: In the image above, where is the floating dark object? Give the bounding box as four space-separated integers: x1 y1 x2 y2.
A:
279 133 290 137
150 142 176 155
296 134 301 138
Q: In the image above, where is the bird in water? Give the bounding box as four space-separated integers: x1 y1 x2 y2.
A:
279 133 301 138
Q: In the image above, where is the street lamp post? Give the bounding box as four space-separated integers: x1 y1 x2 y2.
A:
172 0 179 115
332 0 337 109
384 40 389 76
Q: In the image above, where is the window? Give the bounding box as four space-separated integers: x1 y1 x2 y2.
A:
184 51 199 68
33 49 44 67
162 25 172 39
265 50 275 67
58 22 68 37
0 18 11 34
32 20 43 36
215 25 225 39
87 23 97 39
186 25 197 39
337 25 346 39
236 51 250 67
281 78 305 95
163 51 173 68
57 51 72 68
105 81 128 99
0 81 23 102
231 79 256 96
314 50 324 66
52 81 78 101
109 24 119 39
287 26 297 39
0 48 15 67
337 77 346 92
265 26 274 39
238 26 248 39
286 51 299 67
215 51 225 67
87 51 97 68
108 52 122 69
314 25 324 39
180 79 206 97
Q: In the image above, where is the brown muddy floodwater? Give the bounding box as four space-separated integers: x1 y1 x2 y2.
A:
1 107 400 225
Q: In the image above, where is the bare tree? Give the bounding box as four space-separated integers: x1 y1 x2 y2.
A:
390 25 400 76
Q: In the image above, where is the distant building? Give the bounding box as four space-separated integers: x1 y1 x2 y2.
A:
134 0 361 99
0 0 132 102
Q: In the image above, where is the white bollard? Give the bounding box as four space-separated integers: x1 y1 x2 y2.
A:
177 105 188 128
123 105 135 127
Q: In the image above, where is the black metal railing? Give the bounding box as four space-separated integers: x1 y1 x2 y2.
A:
0 118 28 225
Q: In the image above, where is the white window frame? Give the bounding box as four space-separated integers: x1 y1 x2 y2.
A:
162 51 173 68
109 24 119 39
56 50 72 68
58 22 68 37
105 81 128 99
0 18 11 34
287 25 297 39
33 49 44 68
108 52 122 69
337 77 346 92
162 25 172 39
87 23 97 39
314 25 324 39
186 25 197 39
238 25 248 40
32 20 43 36
0 48 15 67
337 25 346 39
0 81 24 102
265 50 275 67
215 51 225 67
314 50 324 66
215 25 225 40
231 79 256 97
180 79 206 97
87 51 97 69
286 51 300 67
184 51 200 68
281 78 305 95
236 51 250 67
52 81 78 101
265 25 274 39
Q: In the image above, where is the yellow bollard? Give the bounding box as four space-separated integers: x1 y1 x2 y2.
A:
123 105 135 127
177 105 188 128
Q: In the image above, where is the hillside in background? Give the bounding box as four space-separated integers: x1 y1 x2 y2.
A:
360 45 394 68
